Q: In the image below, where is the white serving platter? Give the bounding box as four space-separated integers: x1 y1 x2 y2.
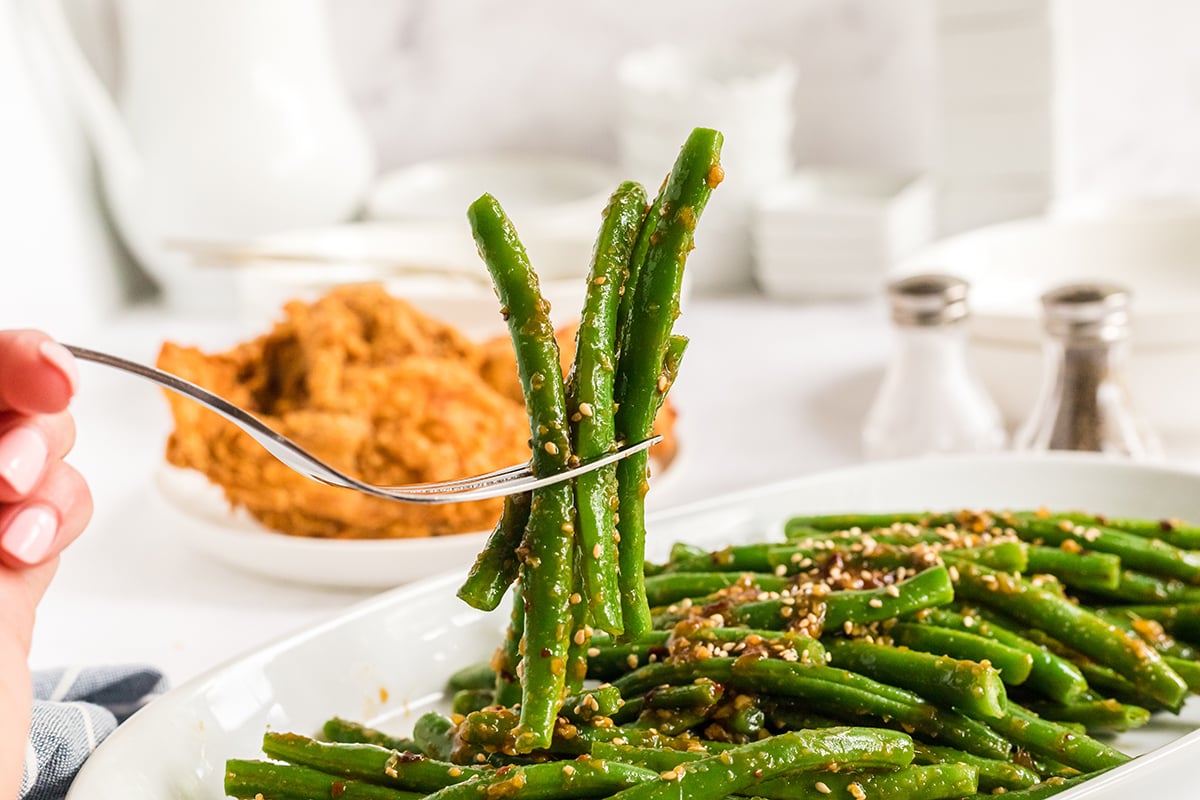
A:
71 453 1200 799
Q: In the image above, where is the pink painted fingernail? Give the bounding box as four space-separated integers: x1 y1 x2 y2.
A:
0 425 48 495
38 341 80 395
1 504 59 565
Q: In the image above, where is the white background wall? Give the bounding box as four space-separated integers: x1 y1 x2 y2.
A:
64 0 1200 199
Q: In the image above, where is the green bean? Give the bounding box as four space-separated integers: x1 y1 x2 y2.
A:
224 759 423 800
1024 546 1121 589
412 712 455 762
260 733 482 793
586 627 825 681
424 758 658 800
916 609 1088 703
469 192 578 750
1072 569 1200 604
446 661 496 693
644 678 724 709
945 542 1029 573
614 128 723 641
951 563 1188 709
826 639 1007 719
755 764 978 800
728 565 954 632
565 554 590 695
456 493 530 612
1012 518 1200 584
1071 659 1176 713
615 191 662 362
453 707 721 757
607 727 914 800
985 702 1129 773
611 658 1012 760
912 742 1040 792
593 743 978 800
784 512 959 533
568 180 648 636
493 584 524 707
632 707 710 735
1104 603 1200 644
887 622 1034 685
563 684 626 723
987 771 1108 799
321 718 418 753
1022 698 1151 732
450 689 495 716
1019 510 1200 550
1096 608 1200 660
643 571 789 606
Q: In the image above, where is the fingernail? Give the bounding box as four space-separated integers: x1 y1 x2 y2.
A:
38 341 80 395
1 504 59 565
0 426 48 495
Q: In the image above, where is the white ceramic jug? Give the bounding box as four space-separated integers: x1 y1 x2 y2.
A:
1 0 127 337
31 0 377 313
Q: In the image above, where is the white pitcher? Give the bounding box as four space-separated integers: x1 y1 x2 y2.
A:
30 0 377 313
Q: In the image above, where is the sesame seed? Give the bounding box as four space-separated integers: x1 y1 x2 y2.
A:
868 598 884 608
815 781 832 794
587 647 600 657
544 441 560 455
593 544 603 559
578 403 594 417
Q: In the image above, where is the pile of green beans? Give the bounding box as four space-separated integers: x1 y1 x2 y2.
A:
227 507 1200 799
449 126 724 749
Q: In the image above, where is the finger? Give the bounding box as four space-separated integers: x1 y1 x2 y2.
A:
0 411 76 503
0 330 79 414
0 462 92 569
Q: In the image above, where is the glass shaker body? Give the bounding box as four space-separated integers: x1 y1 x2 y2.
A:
1014 284 1160 459
862 275 1007 461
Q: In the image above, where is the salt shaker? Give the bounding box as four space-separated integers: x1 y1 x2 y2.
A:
1014 284 1161 459
862 274 1007 461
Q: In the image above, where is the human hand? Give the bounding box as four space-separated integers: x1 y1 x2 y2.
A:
0 332 93 800
0 331 92 601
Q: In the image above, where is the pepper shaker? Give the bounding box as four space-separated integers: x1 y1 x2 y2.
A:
862 274 1008 461
1014 284 1161 459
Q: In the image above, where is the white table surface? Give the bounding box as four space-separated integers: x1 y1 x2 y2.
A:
27 294 1200 690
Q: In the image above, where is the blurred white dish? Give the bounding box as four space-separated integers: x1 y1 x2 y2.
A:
217 221 597 339
897 209 1200 431
754 169 932 301
617 44 795 293
365 155 616 236
153 445 682 589
73 454 1200 798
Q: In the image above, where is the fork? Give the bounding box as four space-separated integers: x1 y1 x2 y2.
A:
65 345 660 504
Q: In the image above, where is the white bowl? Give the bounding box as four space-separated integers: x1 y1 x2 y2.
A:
897 209 1200 432
69 454 1200 799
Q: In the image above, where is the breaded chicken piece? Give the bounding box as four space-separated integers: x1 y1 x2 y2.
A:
159 285 529 539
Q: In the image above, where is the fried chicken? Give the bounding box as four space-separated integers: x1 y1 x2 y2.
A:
159 283 677 540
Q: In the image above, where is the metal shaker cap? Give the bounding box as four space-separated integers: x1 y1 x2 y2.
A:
1041 283 1130 342
887 273 970 326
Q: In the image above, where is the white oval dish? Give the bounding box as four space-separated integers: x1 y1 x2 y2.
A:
74 453 1200 799
154 444 683 590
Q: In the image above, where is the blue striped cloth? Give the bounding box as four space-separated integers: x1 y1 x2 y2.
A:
21 666 166 800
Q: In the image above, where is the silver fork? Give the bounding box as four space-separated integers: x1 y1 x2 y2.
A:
66 345 659 504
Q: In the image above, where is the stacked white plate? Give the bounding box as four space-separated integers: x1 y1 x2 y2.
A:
932 0 1057 236
752 169 934 301
616 45 796 294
